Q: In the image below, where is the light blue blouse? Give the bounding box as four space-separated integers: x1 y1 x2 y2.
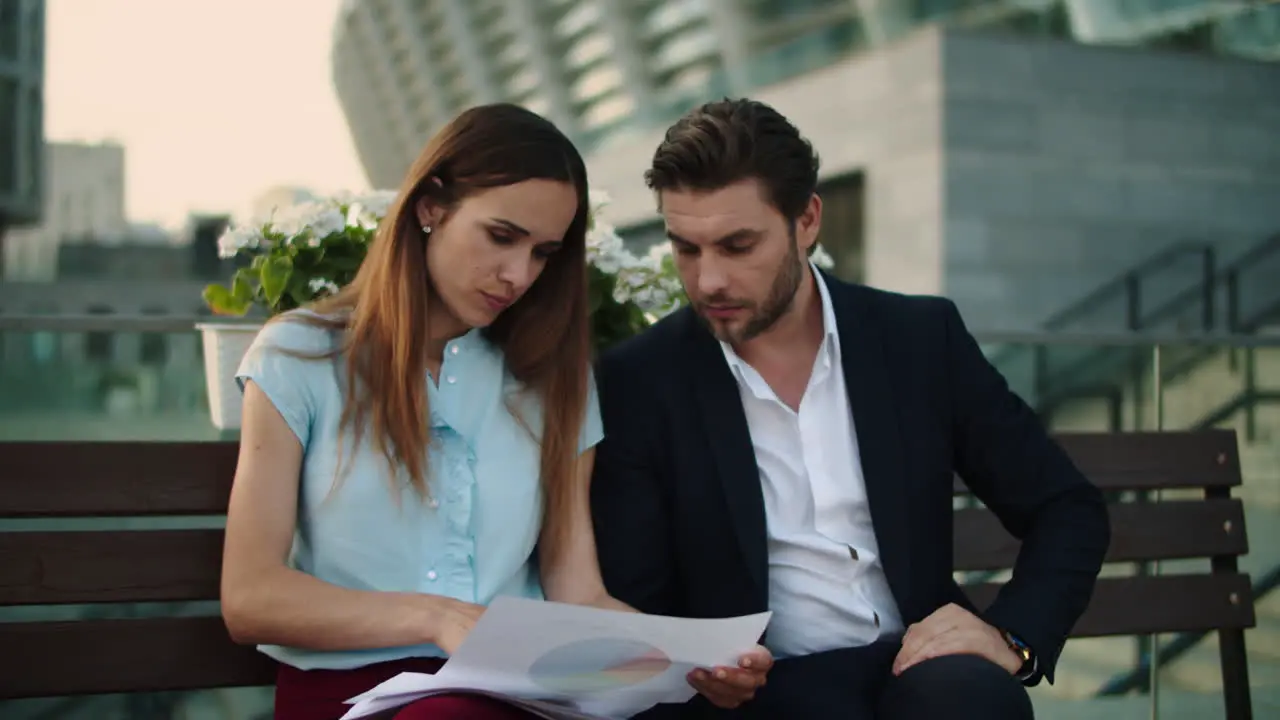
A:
234 311 604 670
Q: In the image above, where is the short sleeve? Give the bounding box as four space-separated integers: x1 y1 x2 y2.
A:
577 368 605 454
235 317 332 447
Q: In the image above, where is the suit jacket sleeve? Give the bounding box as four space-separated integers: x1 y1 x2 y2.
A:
941 299 1111 685
590 346 682 617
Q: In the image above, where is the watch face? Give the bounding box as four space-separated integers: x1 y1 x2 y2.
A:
1004 631 1031 660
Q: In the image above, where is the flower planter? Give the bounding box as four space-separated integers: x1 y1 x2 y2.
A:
196 321 263 430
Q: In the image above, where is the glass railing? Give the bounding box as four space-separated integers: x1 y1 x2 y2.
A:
0 315 230 442
3 318 1279 718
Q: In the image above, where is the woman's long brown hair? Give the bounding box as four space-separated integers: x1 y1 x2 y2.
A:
279 103 592 556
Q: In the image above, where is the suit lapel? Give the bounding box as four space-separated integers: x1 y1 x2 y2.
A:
828 277 916 615
683 312 769 602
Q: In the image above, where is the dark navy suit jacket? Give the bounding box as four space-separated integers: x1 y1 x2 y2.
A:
589 272 1110 690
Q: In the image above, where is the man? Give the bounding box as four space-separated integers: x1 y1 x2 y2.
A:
590 99 1111 719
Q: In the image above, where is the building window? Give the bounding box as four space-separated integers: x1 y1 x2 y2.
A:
582 93 635 130
557 3 600 39
566 31 612 69
0 1 18 62
0 78 17 196
573 65 624 104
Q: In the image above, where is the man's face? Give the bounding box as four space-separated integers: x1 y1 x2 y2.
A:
660 178 820 346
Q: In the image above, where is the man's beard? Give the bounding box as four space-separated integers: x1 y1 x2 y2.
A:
696 238 804 346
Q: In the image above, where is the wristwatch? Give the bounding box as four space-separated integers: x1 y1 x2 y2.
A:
1001 630 1036 681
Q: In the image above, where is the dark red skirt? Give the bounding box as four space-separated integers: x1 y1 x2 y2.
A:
274 656 539 720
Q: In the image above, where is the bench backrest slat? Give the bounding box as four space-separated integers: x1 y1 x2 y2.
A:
952 429 1241 494
964 573 1255 638
953 497 1248 572
0 441 237 517
0 617 277 697
0 530 224 605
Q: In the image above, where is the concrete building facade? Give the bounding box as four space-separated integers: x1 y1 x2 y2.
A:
330 1 1279 332
590 26 1280 331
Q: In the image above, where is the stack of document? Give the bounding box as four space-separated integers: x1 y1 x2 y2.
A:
340 596 771 719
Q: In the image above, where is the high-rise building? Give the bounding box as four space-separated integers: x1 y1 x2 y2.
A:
0 0 46 274
3 141 129 281
330 0 1278 189
330 0 881 187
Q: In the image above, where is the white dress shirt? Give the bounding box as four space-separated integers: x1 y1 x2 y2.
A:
720 265 904 659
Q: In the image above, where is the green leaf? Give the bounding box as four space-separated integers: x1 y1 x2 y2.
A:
327 253 364 272
287 273 313 307
203 283 252 316
260 255 293 309
231 271 255 306
293 246 325 270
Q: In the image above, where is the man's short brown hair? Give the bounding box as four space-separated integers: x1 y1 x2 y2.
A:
645 98 820 224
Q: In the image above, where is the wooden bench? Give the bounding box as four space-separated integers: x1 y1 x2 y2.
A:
955 429 1255 719
0 429 1256 718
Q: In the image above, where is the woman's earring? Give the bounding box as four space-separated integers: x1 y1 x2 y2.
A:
422 224 432 237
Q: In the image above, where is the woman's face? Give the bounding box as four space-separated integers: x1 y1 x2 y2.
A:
417 179 578 332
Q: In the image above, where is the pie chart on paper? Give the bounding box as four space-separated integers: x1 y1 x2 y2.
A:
527 638 673 694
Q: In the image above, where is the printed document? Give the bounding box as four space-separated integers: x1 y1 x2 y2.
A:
340 596 771 719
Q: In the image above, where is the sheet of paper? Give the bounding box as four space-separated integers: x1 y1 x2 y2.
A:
341 596 771 719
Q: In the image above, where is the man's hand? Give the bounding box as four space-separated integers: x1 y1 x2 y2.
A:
892 603 1022 676
687 644 773 709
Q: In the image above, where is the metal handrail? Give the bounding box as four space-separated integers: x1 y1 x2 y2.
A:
982 241 1219 377
4 314 1280 347
1041 242 1215 332
0 314 213 332
992 232 1280 426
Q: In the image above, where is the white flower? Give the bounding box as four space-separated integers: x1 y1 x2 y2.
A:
646 242 672 263
307 208 348 240
588 189 611 220
216 225 263 258
269 200 327 236
811 243 835 270
353 190 397 223
587 222 631 275
308 277 340 297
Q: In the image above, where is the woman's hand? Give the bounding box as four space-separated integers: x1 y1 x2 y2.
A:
687 644 773 709
427 596 487 655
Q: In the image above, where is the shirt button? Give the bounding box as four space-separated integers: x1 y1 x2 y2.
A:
450 345 459 355
428 498 439 509
446 375 456 384
427 570 438 581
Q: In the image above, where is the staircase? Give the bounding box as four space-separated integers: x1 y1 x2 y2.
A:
981 233 1280 716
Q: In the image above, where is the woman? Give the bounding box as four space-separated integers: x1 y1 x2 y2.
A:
219 104 769 720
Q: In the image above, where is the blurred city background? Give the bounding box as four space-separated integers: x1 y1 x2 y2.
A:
2 0 1279 718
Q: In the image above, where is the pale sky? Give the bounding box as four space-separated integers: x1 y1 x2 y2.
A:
44 0 369 228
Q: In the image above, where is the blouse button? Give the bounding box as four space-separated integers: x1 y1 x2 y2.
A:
428 498 440 509
446 375 456 384
427 570 438 581
450 345 459 355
